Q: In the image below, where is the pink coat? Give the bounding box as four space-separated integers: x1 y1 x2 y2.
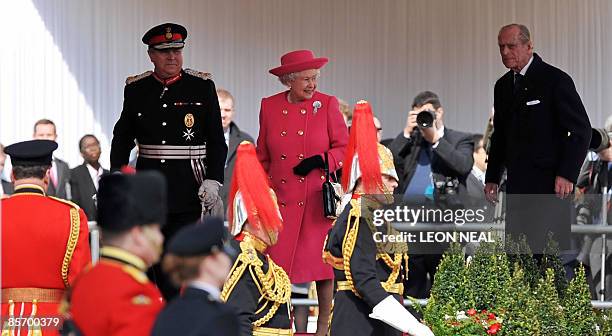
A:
257 91 348 283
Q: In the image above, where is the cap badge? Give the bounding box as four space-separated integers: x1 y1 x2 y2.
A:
165 27 173 40
184 113 195 128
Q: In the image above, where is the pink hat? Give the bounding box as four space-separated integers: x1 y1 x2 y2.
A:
269 50 329 76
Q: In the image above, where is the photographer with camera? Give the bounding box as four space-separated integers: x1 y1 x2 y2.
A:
388 90 474 299
574 119 612 298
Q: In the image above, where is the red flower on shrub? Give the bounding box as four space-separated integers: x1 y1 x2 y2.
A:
487 322 501 335
467 308 477 316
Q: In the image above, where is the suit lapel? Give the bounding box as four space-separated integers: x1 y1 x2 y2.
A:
226 124 241 165
81 164 97 195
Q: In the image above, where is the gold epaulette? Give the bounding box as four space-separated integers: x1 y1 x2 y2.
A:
121 264 149 284
221 241 263 302
184 68 212 80
48 196 82 288
48 196 80 209
125 71 153 85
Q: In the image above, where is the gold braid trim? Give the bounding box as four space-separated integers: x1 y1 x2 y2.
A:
220 239 291 328
378 253 403 292
220 244 259 301
61 207 80 287
252 258 291 327
342 199 361 298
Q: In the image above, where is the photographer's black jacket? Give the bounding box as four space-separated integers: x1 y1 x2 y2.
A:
388 127 474 195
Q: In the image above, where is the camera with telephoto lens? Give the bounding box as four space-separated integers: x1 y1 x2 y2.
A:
416 110 436 128
589 128 612 152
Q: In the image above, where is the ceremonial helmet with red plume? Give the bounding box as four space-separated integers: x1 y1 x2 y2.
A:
341 100 398 194
227 141 283 245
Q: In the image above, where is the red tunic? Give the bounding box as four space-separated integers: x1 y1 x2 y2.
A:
256 91 348 282
70 246 164 336
1 184 91 336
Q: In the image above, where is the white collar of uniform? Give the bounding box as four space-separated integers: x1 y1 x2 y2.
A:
188 280 221 301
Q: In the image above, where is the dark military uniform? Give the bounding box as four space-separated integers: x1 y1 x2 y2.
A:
323 197 408 336
152 286 239 336
152 218 240 336
221 233 292 336
110 68 227 224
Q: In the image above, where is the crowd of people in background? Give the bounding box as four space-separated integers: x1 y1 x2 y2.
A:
1 21 608 335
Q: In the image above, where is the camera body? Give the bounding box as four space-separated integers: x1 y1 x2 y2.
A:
416 110 436 128
432 174 462 209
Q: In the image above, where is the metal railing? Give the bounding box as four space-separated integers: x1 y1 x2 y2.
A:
87 220 612 309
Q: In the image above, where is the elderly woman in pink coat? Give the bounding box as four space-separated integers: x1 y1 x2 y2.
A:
256 49 348 334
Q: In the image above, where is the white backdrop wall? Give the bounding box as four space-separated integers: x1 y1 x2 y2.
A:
1 0 611 170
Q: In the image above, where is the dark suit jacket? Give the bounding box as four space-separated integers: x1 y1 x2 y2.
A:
486 53 591 193
388 127 474 195
70 163 109 221
46 157 71 199
485 53 591 251
1 179 13 196
465 170 485 200
220 122 254 218
151 287 240 336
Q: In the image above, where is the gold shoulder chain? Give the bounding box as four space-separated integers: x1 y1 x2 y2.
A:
252 258 291 327
61 207 80 287
341 200 362 297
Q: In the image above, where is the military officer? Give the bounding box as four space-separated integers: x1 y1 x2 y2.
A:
110 22 227 298
221 142 292 336
68 171 167 336
1 140 90 336
152 217 239 336
323 102 433 336
110 22 227 236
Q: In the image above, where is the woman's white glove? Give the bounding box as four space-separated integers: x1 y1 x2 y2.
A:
369 295 434 336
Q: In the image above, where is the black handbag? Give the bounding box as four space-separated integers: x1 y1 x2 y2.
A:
322 152 342 219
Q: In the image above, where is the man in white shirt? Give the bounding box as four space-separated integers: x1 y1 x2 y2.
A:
33 119 71 199
70 134 108 220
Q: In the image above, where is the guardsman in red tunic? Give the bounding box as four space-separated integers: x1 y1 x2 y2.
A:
68 171 166 336
1 140 91 336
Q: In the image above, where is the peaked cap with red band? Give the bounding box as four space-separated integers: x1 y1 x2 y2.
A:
142 23 187 50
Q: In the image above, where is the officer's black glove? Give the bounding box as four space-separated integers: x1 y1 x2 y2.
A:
293 155 324 176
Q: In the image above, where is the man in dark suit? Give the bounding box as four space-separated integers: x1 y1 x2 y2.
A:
152 218 239 336
33 119 71 199
388 91 474 299
466 134 487 200
216 88 254 218
0 143 13 196
485 24 591 253
70 134 109 220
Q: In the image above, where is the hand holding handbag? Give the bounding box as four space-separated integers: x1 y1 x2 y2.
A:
322 152 342 219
